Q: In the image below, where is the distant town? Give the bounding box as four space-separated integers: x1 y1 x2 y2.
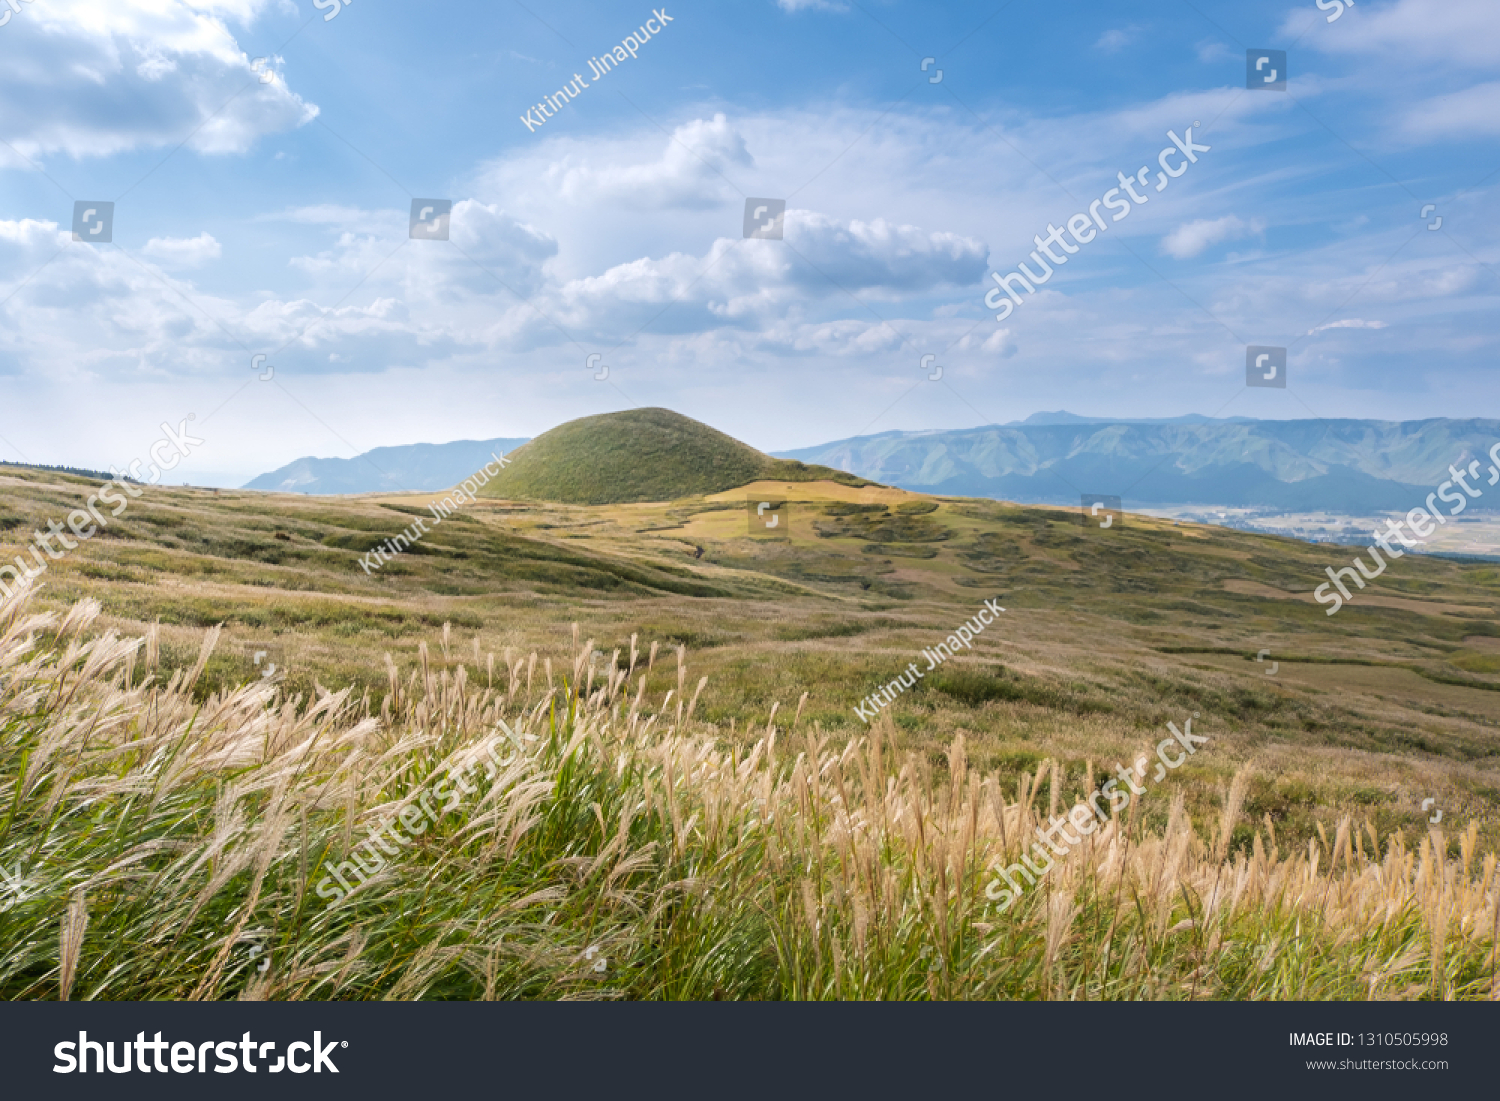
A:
1139 505 1500 559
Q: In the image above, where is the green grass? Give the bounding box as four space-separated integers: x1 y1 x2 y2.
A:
479 408 869 504
4 462 1500 872
4 599 1497 1002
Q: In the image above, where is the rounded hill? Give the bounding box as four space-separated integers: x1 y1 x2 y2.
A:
478 408 870 504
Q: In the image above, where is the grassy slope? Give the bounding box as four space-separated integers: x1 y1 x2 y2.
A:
5 462 1500 997
4 612 1494 1001
477 408 868 504
2 461 1498 854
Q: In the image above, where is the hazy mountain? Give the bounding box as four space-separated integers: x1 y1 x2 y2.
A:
775 416 1500 511
1006 411 1259 426
243 438 530 495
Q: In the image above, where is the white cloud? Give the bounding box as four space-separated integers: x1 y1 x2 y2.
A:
1396 81 1500 141
1287 0 1500 67
142 233 222 268
534 210 987 339
1306 318 1388 335
1195 39 1233 64
950 326 1018 358
980 327 1017 357
776 0 848 11
0 0 317 159
779 212 988 295
282 200 558 301
1159 215 1266 259
2 75 1497 467
1094 27 1138 53
257 205 381 227
239 296 464 371
549 113 754 210
0 216 248 380
1410 265 1485 299
438 200 560 299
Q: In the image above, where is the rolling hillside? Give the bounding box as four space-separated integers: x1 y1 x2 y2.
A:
478 408 870 504
4 445 1500 1002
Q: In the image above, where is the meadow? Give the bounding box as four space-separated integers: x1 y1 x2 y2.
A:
2 460 1499 999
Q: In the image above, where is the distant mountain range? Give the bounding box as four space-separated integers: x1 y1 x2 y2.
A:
774 415 1500 512
241 413 1500 514
1003 411 1259 427
243 438 529 495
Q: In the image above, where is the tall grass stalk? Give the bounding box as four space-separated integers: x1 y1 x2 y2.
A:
1 584 1495 1000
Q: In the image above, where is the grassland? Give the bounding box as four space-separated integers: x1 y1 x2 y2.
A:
2 459 1499 999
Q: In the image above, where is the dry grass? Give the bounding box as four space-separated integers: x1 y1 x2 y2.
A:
2 580 1497 1001
5 464 1500 860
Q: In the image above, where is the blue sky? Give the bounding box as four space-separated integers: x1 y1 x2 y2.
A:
0 0 1495 486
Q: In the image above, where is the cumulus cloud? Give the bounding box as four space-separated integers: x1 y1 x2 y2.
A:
1159 215 1266 259
0 0 317 159
762 318 908 357
980 327 1017 357
780 212 988 295
248 194 986 360
0 78 1492 457
543 113 754 211
282 201 559 302
536 211 987 339
0 216 246 379
239 297 465 372
434 201 560 299
142 233 222 268
949 326 1018 358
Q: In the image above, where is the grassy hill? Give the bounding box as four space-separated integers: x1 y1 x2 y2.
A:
479 408 870 504
4 457 1500 1000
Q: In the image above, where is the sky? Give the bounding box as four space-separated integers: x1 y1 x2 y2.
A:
0 0 1495 487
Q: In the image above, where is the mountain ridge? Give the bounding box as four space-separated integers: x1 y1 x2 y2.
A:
774 416 1500 511
239 412 1500 513
243 437 530 495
